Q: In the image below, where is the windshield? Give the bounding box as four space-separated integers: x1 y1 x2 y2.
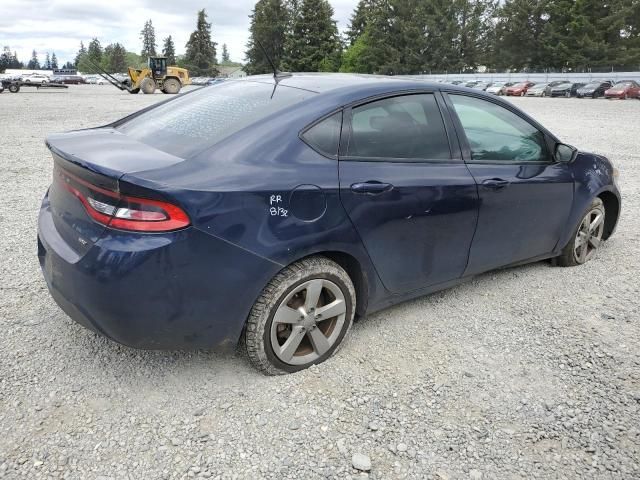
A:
612 82 631 88
531 84 548 89
491 82 505 87
513 83 528 88
555 83 572 89
118 81 315 157
583 82 602 88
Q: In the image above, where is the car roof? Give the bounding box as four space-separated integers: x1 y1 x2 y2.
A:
236 73 445 95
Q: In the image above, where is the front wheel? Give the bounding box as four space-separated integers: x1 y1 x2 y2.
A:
140 77 156 94
244 257 356 375
555 198 605 267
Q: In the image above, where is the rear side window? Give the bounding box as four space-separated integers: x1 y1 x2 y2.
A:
117 81 315 158
346 94 450 160
302 112 342 157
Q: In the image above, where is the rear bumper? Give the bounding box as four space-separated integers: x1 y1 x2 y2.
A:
38 195 281 350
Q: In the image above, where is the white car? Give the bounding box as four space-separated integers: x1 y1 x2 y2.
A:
21 73 50 84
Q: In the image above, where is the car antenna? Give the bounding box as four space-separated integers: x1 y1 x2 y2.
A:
256 39 291 98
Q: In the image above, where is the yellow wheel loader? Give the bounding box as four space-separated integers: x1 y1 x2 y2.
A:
87 56 191 94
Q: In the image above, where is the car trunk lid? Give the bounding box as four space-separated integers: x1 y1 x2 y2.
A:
46 128 185 255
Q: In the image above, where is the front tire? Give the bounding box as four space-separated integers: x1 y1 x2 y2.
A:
162 78 181 94
555 198 605 267
140 77 156 94
245 257 356 375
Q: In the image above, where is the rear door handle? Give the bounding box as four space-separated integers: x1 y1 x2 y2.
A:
481 178 509 190
350 181 394 195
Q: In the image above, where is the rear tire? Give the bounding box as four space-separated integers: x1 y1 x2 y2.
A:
9 83 20 93
244 257 356 375
162 78 181 94
140 77 156 94
555 197 605 267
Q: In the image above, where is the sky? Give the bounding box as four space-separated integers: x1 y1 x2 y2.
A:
0 0 357 67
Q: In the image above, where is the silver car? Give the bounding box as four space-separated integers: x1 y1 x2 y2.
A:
485 82 513 95
525 83 549 97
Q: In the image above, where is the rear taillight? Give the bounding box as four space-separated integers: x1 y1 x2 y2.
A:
55 167 190 232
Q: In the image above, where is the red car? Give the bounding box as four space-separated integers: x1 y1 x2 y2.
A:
604 80 640 99
505 81 536 96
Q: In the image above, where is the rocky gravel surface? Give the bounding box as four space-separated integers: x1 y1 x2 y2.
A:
0 85 639 479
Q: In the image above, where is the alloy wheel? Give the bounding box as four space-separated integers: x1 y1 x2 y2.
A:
574 207 605 263
270 279 347 365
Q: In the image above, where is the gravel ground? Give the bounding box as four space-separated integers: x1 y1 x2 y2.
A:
0 85 639 479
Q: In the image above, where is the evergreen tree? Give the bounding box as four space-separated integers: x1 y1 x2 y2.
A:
221 43 230 62
245 0 289 74
62 61 75 70
140 20 157 57
283 0 342 72
75 41 87 67
78 38 103 73
43 52 51 70
27 50 40 70
0 46 11 73
183 9 218 76
345 0 377 46
51 52 59 69
12 51 22 68
104 43 127 72
492 0 550 70
162 36 176 64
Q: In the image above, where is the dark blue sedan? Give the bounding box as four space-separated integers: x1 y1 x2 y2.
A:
38 74 621 374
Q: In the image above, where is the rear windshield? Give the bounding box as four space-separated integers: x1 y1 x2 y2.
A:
117 81 315 157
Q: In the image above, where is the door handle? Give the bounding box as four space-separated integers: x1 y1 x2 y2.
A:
350 181 394 195
481 178 510 190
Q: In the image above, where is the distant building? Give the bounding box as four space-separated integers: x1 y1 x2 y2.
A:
217 65 246 79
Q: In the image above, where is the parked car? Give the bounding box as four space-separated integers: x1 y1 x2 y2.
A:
464 81 479 88
548 82 585 98
450 80 464 85
505 81 535 96
21 73 50 84
485 81 514 95
525 83 549 97
604 80 640 99
38 75 621 374
576 81 613 98
51 75 86 85
471 82 492 91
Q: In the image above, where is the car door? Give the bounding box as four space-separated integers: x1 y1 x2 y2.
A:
444 93 574 275
338 92 479 294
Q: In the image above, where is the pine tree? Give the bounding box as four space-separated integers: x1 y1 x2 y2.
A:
345 0 377 46
162 36 176 64
75 41 87 67
245 0 289 74
51 52 59 69
78 38 103 73
43 52 51 70
283 0 342 72
140 19 157 57
492 0 549 71
27 50 40 69
104 43 127 72
12 51 22 68
62 61 75 70
0 46 11 73
221 43 230 62
183 9 218 76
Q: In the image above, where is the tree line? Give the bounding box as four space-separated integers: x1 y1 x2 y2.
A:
0 47 74 73
245 0 640 75
74 10 227 76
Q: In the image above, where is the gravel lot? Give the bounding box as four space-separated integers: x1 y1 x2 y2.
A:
0 85 639 479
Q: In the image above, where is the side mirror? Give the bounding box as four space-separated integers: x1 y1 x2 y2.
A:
555 143 577 163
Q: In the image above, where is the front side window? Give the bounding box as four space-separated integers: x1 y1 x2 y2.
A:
346 94 450 160
449 95 550 163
